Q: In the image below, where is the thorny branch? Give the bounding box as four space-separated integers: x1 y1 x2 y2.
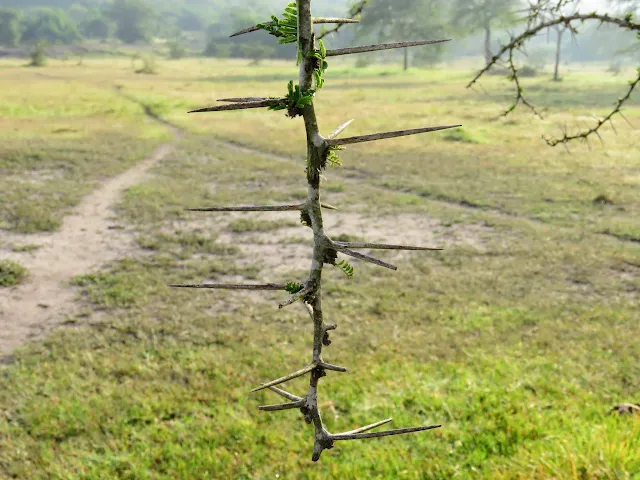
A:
180 0 450 462
467 10 640 146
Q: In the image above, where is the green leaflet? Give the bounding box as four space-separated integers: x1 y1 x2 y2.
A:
335 260 354 278
268 80 316 118
326 145 344 167
310 40 329 90
256 2 298 45
285 281 304 294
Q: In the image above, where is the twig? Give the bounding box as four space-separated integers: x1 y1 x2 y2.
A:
467 11 640 146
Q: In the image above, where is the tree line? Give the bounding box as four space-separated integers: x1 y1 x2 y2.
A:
0 0 637 70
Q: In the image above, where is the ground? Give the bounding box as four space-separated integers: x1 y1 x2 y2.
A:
0 57 638 479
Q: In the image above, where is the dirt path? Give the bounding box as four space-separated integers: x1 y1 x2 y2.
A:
0 142 178 357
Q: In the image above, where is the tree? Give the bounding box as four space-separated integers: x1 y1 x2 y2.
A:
107 0 153 44
0 8 21 47
358 0 448 70
83 17 111 40
21 8 81 45
450 0 523 65
176 8 204 31
530 0 578 81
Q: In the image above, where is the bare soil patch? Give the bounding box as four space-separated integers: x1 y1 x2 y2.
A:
0 144 175 355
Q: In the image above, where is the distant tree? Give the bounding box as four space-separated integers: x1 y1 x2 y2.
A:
203 38 232 58
450 0 523 65
68 3 90 24
177 8 204 31
358 0 448 70
83 17 111 40
167 37 187 59
240 43 276 65
21 8 82 45
0 8 21 47
28 41 47 66
107 0 153 44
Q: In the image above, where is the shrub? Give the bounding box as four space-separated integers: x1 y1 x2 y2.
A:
0 260 27 287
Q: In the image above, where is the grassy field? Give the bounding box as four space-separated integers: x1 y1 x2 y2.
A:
0 56 639 479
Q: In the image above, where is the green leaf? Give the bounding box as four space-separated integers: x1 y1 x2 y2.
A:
285 281 304 294
335 260 354 278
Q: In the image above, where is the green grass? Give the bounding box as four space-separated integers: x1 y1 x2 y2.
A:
0 260 27 287
10 244 41 253
0 58 638 479
228 218 300 233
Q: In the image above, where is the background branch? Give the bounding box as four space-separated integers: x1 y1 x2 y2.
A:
467 11 640 146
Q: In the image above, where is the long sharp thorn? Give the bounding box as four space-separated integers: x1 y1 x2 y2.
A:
331 424 442 441
341 418 393 435
268 386 303 402
249 364 317 393
258 400 305 412
618 111 634 128
279 286 312 309
327 119 355 139
218 97 269 103
326 39 451 57
318 362 348 372
320 203 338 210
186 204 303 212
333 242 443 251
327 125 462 146
335 246 397 271
230 18 359 38
170 283 286 291
189 98 286 113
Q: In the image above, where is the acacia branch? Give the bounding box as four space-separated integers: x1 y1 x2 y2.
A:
545 71 640 146
179 0 445 462
467 11 640 145
326 39 451 57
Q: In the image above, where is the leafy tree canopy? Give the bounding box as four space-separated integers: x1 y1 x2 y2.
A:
21 7 82 44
